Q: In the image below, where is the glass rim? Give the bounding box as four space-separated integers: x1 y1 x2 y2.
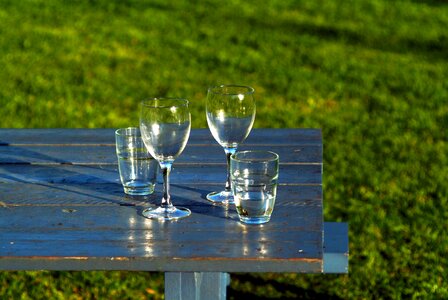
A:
231 150 279 163
141 97 189 108
115 127 140 136
208 84 255 96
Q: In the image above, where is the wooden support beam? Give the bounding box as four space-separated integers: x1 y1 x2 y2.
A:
323 222 349 273
165 272 229 300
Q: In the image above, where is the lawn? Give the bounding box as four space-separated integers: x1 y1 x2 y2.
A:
0 0 447 298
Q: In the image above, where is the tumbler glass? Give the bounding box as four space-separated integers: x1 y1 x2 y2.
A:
115 127 158 195
230 151 279 224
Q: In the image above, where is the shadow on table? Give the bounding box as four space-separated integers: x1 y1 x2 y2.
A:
170 183 240 221
0 144 133 204
170 183 210 201
0 162 158 207
0 145 236 218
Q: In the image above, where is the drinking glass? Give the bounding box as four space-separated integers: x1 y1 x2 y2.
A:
206 85 256 205
139 98 191 220
230 151 279 224
115 127 158 195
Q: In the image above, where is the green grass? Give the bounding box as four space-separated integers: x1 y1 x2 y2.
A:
1 0 447 298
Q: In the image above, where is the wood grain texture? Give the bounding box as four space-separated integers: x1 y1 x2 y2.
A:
0 128 322 145
0 164 321 185
0 144 322 164
0 183 322 206
0 129 327 273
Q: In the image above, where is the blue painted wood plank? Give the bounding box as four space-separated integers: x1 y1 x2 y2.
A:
0 164 322 185
0 181 323 272
0 183 322 207
0 203 323 272
0 144 322 164
0 128 322 146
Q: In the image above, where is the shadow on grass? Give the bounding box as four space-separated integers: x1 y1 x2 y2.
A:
409 0 448 6
228 274 343 300
241 14 448 62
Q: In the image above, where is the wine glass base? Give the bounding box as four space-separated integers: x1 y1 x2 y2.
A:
206 190 234 205
142 206 191 221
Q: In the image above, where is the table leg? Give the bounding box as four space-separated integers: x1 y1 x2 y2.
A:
165 272 230 300
323 222 349 273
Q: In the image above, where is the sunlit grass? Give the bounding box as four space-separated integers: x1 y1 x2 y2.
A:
0 0 447 298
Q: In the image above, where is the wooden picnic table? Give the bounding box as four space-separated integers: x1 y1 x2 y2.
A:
0 128 348 299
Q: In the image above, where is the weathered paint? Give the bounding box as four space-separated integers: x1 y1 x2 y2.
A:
0 129 347 275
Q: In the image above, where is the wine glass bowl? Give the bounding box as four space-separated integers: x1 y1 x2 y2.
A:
140 98 191 220
206 85 256 205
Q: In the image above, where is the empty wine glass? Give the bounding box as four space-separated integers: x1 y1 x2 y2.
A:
206 85 256 205
140 98 191 220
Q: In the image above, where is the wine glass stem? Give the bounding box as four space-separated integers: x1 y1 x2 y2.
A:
160 162 173 208
224 147 237 192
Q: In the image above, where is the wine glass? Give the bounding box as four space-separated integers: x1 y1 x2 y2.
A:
140 98 191 220
206 85 256 205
